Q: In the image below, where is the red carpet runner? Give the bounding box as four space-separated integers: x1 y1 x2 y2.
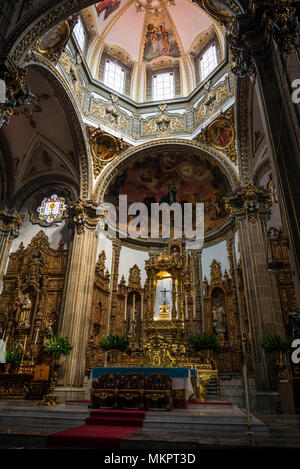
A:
47 409 148 449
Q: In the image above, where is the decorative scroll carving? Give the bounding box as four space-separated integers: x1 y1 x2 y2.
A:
195 81 232 125
95 250 106 277
58 51 83 102
90 99 131 133
128 265 142 292
142 110 185 138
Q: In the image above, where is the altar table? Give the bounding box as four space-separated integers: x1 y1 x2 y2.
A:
89 367 195 401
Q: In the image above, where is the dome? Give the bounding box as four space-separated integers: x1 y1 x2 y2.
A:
80 0 225 102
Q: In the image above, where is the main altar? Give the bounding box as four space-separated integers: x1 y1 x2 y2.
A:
87 239 233 402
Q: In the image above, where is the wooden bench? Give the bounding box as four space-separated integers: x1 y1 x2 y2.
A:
89 373 121 409
118 373 145 409
144 373 173 410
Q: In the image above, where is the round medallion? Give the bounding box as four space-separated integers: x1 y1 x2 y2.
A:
91 134 118 162
207 119 234 150
37 20 70 54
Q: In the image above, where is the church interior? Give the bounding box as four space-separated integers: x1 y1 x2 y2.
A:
0 0 300 451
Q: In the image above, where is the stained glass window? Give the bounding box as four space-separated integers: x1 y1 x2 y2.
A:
37 194 67 224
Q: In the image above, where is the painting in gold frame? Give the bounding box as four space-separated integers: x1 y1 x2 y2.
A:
207 119 234 150
90 133 118 163
37 20 71 55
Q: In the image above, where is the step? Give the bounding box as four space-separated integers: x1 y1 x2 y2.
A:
89 410 147 419
0 406 89 428
142 419 268 433
85 417 144 427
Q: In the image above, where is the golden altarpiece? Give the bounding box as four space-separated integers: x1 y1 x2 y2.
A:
86 239 252 399
0 231 68 399
0 229 298 401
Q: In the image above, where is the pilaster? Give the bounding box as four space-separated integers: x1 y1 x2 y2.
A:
58 198 101 388
229 184 285 390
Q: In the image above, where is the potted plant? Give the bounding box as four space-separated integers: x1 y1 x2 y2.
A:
5 348 22 373
39 335 72 406
99 334 129 364
261 334 292 367
187 333 219 361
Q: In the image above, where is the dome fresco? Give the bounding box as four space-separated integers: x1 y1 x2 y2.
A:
82 0 225 101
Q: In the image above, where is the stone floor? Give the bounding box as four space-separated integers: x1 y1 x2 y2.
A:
0 400 300 449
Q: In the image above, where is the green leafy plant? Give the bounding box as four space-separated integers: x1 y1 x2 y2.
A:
43 335 72 356
187 333 220 351
261 334 292 353
5 348 22 364
99 334 129 352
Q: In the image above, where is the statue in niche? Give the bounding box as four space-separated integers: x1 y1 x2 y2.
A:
212 303 227 335
12 290 23 323
19 294 32 328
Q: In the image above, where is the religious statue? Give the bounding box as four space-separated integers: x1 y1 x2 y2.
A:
19 293 32 328
212 303 227 335
12 290 23 323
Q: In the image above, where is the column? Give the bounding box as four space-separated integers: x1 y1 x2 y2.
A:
140 291 144 321
106 239 121 337
196 249 205 331
0 209 24 292
229 185 286 392
59 199 101 388
236 2 300 293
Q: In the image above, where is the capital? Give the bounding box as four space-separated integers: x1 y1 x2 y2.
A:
0 209 25 240
67 198 102 234
226 184 273 223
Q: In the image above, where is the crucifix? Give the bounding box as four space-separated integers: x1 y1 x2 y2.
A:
160 287 170 305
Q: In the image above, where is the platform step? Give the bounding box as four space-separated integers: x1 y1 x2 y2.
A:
143 419 269 433
89 410 147 419
86 416 144 427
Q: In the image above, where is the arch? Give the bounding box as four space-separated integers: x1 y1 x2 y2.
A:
92 138 240 249
22 61 92 198
92 138 240 202
12 174 79 211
